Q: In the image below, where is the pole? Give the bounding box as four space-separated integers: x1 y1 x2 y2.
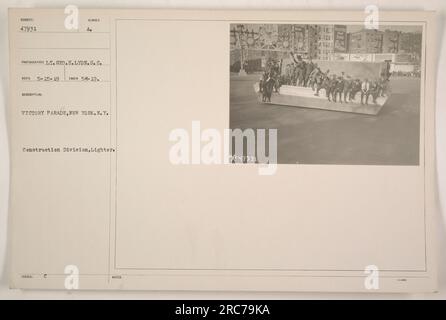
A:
238 25 247 76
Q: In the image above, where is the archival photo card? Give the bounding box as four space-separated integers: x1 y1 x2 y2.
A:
7 9 437 293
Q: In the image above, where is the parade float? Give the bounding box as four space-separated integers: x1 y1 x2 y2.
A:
254 60 390 115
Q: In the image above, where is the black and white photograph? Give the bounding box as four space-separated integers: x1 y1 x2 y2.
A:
230 23 423 165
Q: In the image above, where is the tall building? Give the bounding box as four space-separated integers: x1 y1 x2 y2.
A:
333 25 348 53
382 30 400 53
230 24 422 70
348 29 383 54
276 24 319 59
277 24 293 51
317 25 334 60
307 25 319 59
315 25 347 60
398 32 422 55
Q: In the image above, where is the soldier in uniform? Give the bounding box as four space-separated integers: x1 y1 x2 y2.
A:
350 79 361 102
292 63 298 86
314 69 330 96
308 64 319 90
360 78 371 105
369 79 381 104
289 52 301 86
304 60 314 87
334 75 345 103
259 70 268 93
343 76 353 103
298 61 306 86
327 74 338 102
262 71 275 102
378 75 388 97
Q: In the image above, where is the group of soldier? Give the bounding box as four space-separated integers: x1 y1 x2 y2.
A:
283 56 315 88
311 71 389 105
261 53 390 105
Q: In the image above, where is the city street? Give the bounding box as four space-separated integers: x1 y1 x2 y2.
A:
230 74 421 165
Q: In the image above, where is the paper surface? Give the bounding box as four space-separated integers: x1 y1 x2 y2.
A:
7 8 438 292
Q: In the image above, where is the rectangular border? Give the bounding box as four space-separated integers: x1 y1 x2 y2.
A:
112 18 428 273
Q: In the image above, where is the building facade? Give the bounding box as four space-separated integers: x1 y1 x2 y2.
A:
382 30 400 53
316 25 334 61
348 29 383 54
398 32 422 61
230 24 422 71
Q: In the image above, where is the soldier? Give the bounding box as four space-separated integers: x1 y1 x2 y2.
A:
369 79 381 104
259 70 268 93
298 61 306 86
308 64 319 90
350 79 361 101
304 60 314 87
289 51 301 86
314 69 330 96
327 74 338 102
262 71 275 102
315 73 326 97
334 75 345 103
378 75 388 97
274 74 281 93
292 63 298 86
283 64 290 85
289 64 295 85
343 76 353 103
273 59 281 78
360 78 371 105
